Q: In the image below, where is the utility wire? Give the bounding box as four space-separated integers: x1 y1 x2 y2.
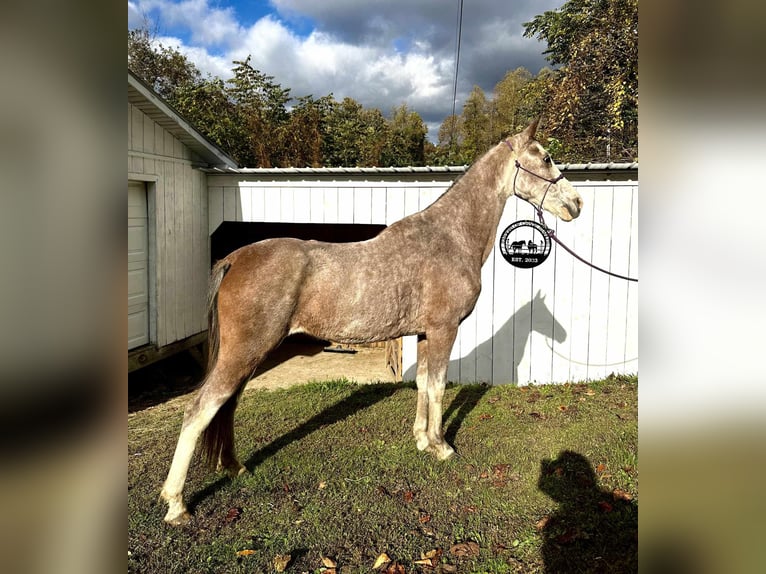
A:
449 0 464 158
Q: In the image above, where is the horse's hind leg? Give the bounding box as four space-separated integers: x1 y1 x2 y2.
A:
159 358 251 526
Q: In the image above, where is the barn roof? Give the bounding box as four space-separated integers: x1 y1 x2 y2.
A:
128 70 238 170
204 162 637 181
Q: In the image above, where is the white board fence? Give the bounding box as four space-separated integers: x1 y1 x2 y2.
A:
207 168 637 385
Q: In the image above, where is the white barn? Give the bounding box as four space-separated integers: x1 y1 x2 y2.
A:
128 71 237 370
128 71 638 384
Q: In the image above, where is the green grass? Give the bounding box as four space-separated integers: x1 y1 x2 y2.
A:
129 375 637 573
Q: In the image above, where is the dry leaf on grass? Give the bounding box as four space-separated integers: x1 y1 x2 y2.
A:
613 488 633 501
321 556 337 568
372 552 391 569
236 549 257 557
224 507 242 524
414 548 442 567
273 553 291 572
449 541 479 557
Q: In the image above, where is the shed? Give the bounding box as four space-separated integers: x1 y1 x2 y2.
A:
128 70 237 371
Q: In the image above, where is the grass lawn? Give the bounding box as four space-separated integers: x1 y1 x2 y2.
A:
128 375 637 573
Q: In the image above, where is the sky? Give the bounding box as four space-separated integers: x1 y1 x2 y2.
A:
128 0 565 141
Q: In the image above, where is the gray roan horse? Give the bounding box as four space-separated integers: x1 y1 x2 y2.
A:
161 119 583 526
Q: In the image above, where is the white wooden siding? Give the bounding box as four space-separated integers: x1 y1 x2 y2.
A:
128 102 209 348
207 174 637 385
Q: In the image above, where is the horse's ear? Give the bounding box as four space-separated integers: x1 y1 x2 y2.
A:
521 118 540 142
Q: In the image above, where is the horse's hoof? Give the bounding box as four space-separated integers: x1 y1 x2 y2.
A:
164 510 192 527
415 433 430 452
436 444 456 461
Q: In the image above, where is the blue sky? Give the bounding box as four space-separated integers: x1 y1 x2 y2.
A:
128 0 565 140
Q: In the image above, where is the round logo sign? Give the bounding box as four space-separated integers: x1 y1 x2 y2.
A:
499 220 552 268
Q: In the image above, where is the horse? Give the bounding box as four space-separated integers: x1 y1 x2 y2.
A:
528 240 538 253
510 240 526 252
160 119 583 526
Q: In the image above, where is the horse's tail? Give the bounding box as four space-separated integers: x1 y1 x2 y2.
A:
201 259 235 468
205 259 230 372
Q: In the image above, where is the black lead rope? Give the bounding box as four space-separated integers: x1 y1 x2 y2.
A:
504 139 639 283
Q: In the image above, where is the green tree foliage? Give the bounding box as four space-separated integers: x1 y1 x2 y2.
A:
381 104 427 167
524 0 638 161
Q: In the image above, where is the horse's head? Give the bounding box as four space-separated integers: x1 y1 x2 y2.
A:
505 119 583 222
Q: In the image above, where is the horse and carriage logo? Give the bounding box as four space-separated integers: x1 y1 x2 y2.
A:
499 220 552 269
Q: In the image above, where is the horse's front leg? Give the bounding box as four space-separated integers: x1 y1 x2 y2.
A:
424 326 458 460
413 334 430 451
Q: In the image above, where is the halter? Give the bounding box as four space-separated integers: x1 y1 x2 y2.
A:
503 139 638 283
504 139 564 211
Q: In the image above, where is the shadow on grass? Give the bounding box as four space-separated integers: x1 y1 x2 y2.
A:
187 382 414 513
538 450 638 573
443 383 490 447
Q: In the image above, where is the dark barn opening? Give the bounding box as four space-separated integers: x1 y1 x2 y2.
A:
211 221 386 264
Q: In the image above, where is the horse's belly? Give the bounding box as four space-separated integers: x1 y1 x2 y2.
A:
292 280 419 343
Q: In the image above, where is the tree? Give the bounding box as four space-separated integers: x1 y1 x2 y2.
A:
381 104 427 167
524 0 638 161
281 95 334 167
227 57 291 167
460 86 492 163
128 28 200 102
493 67 533 138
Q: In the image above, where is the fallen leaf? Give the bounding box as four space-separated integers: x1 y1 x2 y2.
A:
413 558 432 566
424 549 442 560
372 553 391 569
478 413 493 421
385 563 405 574
462 505 477 514
488 396 500 404
418 512 432 523
402 490 415 503
529 412 543 419
558 405 568 412
236 549 257 557
273 554 291 572
318 481 327 490
585 389 596 396
596 463 606 474
224 507 242 524
321 556 337 568
613 488 633 501
535 515 551 531
449 541 479 557
598 501 614 513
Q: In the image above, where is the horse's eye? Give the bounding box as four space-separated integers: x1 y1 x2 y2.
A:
544 155 552 164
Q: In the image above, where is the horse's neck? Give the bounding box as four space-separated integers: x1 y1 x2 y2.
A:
425 144 510 264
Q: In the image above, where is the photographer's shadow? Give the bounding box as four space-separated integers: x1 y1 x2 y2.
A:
538 450 637 573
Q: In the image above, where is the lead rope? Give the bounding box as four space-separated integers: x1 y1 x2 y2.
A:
504 139 638 283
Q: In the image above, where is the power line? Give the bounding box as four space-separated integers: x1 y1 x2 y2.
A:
449 0 464 157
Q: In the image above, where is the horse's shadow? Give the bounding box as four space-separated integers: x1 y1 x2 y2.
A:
404 289 567 386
